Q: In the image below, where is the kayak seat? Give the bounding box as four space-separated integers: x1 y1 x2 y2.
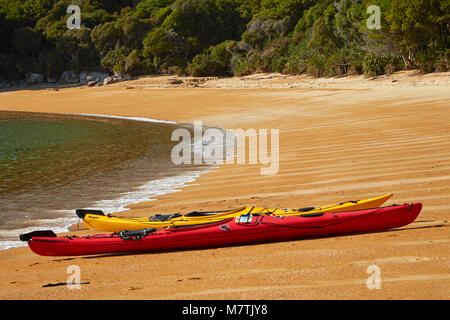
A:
185 209 231 217
167 220 226 229
340 200 358 205
149 213 182 221
300 212 324 218
185 211 217 217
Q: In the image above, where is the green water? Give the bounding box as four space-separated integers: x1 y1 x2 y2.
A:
0 111 203 249
0 112 173 195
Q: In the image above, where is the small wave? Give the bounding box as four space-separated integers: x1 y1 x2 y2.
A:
0 216 79 251
77 113 178 124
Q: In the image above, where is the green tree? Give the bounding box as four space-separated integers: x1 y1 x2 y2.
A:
189 40 233 76
91 21 123 56
11 26 42 57
385 0 449 70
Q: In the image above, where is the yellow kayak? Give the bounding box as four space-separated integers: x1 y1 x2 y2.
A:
77 193 393 232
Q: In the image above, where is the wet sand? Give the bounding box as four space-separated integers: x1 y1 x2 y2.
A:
0 72 449 299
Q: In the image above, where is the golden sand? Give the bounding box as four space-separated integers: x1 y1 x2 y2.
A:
0 72 449 299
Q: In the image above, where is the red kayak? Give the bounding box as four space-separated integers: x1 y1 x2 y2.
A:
21 203 421 256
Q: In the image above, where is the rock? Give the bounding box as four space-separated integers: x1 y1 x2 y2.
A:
27 73 45 85
103 76 115 85
97 73 109 82
122 74 131 81
60 71 79 84
87 80 98 87
79 71 89 83
168 79 183 85
112 73 131 83
81 71 109 84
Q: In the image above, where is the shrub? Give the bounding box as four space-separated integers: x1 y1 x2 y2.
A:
124 49 154 75
101 47 129 74
416 42 449 73
261 37 291 73
283 39 314 74
188 41 232 77
306 54 327 77
91 22 123 56
363 55 404 76
45 51 68 79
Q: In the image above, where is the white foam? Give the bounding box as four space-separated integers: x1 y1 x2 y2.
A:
90 169 210 213
77 113 178 124
0 216 80 251
0 241 28 250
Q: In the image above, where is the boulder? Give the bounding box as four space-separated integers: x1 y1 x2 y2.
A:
103 76 115 85
112 73 132 83
60 71 79 84
81 71 109 83
96 72 109 82
87 80 98 87
122 73 132 81
27 73 45 85
79 71 89 83
168 79 183 85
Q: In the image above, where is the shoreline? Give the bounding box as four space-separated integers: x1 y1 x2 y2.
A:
2 70 449 92
0 111 214 251
0 72 449 299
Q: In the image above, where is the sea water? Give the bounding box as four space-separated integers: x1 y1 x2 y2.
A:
0 111 209 250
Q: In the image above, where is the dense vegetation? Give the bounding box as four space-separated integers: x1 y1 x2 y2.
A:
0 0 448 82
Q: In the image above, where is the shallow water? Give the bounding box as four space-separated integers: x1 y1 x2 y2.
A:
0 111 207 249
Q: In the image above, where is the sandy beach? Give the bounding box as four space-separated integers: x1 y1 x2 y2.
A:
0 71 449 299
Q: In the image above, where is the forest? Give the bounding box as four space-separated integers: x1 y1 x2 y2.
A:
0 0 448 83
